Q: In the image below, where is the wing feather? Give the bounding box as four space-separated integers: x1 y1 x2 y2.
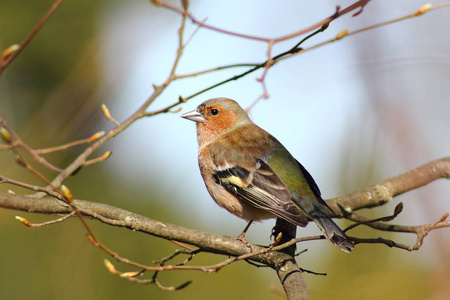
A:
213 160 309 227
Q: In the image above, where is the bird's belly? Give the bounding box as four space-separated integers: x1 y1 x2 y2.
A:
207 179 275 221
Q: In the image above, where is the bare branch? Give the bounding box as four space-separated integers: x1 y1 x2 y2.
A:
0 0 65 76
35 131 105 154
172 2 450 103
155 0 371 43
346 212 450 251
280 3 450 62
327 157 450 215
15 212 75 227
0 118 63 172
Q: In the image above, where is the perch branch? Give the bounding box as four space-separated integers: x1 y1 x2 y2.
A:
1 156 449 298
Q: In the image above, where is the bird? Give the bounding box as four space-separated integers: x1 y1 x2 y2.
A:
181 97 353 252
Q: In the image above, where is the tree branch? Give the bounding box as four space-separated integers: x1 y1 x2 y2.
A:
327 157 450 215
0 190 310 298
1 156 448 298
1 157 448 253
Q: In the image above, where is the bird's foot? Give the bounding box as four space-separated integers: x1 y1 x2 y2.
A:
236 232 255 252
224 232 254 252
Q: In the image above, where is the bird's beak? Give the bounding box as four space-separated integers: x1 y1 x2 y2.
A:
181 109 205 123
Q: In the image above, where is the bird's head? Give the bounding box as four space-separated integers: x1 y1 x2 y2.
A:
181 98 252 145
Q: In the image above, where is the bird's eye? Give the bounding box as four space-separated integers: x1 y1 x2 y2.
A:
210 109 219 116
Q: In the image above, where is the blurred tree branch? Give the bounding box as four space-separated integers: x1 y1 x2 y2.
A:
0 0 64 76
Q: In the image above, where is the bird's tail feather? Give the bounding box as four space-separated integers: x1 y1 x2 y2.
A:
309 205 354 253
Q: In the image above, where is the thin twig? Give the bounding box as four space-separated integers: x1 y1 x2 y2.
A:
278 3 450 63
1 118 63 172
173 63 259 80
165 2 450 105
343 202 404 232
155 0 370 43
40 4 190 191
16 212 75 227
84 151 112 166
347 213 450 251
101 104 120 127
35 131 105 154
0 0 64 76
0 175 61 198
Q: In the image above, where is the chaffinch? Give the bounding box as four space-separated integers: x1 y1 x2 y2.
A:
181 97 353 252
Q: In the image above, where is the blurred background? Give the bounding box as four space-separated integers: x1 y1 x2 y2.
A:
1 0 449 299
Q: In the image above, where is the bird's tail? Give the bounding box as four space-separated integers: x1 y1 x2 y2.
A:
309 204 354 253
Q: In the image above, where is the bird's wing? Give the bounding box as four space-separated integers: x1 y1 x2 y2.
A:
213 158 310 227
209 130 353 252
295 160 332 210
